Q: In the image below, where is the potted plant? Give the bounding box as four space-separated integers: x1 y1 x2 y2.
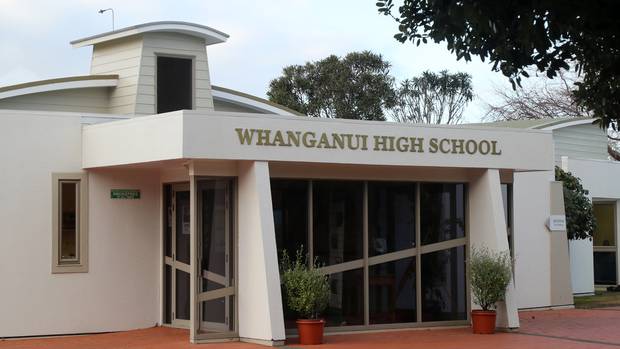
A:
469 247 512 334
280 249 330 345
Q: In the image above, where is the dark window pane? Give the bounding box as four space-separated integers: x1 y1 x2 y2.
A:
201 296 234 332
164 185 172 258
60 181 78 262
324 268 364 327
175 191 191 265
164 265 172 324
369 257 416 324
271 180 308 260
176 269 190 320
420 184 466 245
421 246 467 322
368 182 416 256
313 181 363 266
199 180 231 292
157 56 192 113
594 252 617 285
593 204 616 247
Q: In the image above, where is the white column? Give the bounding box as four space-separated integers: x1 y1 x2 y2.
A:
237 161 285 344
563 157 595 295
469 169 519 329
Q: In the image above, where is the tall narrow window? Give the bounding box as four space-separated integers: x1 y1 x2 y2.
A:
52 173 88 273
157 56 193 113
60 181 79 262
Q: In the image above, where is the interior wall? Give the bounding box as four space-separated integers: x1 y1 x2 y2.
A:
0 111 161 337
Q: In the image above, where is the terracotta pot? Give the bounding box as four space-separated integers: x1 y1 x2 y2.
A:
296 319 325 345
471 310 496 334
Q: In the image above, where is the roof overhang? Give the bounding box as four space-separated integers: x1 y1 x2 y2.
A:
71 21 229 48
82 110 554 172
0 75 118 100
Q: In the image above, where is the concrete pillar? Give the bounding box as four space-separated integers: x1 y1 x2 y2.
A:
237 161 285 344
469 169 519 329
549 181 574 306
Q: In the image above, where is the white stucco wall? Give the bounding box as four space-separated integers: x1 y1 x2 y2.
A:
513 170 554 309
0 110 161 337
563 157 620 293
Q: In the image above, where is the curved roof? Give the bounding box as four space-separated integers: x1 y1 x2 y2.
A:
71 21 229 48
211 85 304 116
468 117 596 131
0 75 118 100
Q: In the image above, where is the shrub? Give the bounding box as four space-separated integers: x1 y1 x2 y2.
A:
470 247 512 311
280 249 330 319
555 166 597 240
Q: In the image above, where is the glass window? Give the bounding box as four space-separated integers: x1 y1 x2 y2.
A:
271 180 309 259
369 257 416 324
52 173 88 274
201 295 235 332
313 181 364 266
59 181 79 262
593 204 616 247
176 269 190 320
164 184 172 258
324 268 364 326
368 182 416 256
594 252 617 285
420 184 466 245
421 246 467 322
175 191 191 265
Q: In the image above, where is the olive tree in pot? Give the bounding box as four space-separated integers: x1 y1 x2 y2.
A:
280 249 330 345
470 247 512 334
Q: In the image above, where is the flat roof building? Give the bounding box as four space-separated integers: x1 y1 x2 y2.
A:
0 21 616 345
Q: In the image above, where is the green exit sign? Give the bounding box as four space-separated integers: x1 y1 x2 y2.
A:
111 189 141 199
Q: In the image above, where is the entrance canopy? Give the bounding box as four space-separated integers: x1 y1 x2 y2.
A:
82 110 553 171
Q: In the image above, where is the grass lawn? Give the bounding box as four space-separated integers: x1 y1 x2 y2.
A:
574 287 620 309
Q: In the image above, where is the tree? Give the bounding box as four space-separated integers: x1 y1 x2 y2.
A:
377 0 620 129
483 70 620 160
390 70 473 124
555 166 596 241
267 51 396 121
484 71 589 122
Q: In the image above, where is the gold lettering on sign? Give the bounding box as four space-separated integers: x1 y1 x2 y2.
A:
233 128 503 156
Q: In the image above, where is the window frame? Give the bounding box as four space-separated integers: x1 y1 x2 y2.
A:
271 178 469 334
52 173 89 273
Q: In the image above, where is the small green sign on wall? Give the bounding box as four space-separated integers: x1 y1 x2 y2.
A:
111 189 141 199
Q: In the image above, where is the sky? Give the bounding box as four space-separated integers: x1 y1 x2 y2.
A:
0 0 516 123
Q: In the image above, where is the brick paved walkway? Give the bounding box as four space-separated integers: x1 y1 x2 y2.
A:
2 308 619 349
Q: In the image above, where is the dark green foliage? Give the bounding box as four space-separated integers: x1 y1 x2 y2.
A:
555 166 597 240
377 0 620 129
280 249 330 319
470 247 512 311
267 51 396 121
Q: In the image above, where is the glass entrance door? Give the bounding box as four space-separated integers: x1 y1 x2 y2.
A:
164 184 191 328
197 179 235 335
